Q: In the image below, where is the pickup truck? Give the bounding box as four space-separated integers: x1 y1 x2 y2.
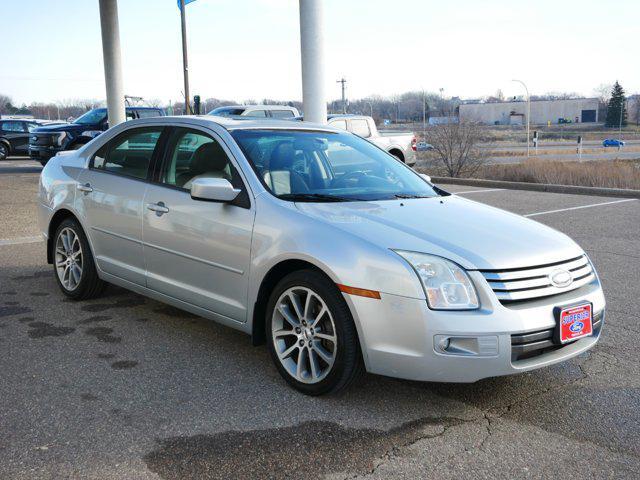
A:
29 106 165 165
326 115 416 165
296 115 417 166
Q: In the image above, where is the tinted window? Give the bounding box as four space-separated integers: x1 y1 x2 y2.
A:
92 127 162 180
26 122 39 132
136 109 162 119
270 110 294 118
160 128 241 191
232 129 439 201
350 119 371 138
244 110 267 118
74 109 107 125
209 107 245 117
2 121 26 132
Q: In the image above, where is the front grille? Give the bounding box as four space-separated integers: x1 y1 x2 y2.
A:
480 255 595 303
30 134 55 146
511 310 603 362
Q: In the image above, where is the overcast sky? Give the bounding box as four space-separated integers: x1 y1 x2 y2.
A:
2 0 639 105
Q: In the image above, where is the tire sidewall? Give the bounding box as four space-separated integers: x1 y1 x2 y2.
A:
266 270 360 395
52 218 97 299
0 143 8 160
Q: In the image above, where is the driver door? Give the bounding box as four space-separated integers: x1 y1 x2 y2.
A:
142 127 255 323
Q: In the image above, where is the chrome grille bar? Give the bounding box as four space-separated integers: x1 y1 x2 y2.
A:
480 255 594 302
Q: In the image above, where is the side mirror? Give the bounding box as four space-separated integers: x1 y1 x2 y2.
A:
420 173 432 183
190 178 241 202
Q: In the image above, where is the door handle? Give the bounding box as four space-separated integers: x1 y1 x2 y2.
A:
77 183 93 194
147 202 169 216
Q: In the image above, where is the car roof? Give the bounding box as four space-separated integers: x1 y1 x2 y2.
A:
132 114 339 133
327 114 367 119
213 105 297 111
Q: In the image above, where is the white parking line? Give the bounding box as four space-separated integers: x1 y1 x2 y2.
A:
524 199 637 217
454 188 504 194
0 236 42 246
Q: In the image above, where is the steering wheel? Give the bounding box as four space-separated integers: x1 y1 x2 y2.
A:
332 171 368 188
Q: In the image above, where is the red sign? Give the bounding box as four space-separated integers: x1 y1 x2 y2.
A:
559 304 593 343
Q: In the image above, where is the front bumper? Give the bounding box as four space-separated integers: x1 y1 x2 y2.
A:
29 145 61 162
344 274 605 383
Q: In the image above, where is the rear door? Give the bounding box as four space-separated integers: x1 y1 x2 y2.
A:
1 121 29 153
142 126 254 322
77 126 165 285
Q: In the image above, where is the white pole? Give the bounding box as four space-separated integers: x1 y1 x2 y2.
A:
513 79 530 157
299 0 327 124
98 0 126 127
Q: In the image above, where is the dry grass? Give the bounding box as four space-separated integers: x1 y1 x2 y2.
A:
476 159 640 190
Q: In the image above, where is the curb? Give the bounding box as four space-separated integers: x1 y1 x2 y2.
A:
431 177 640 199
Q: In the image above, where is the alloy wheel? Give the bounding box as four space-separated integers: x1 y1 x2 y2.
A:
55 227 83 291
271 286 337 384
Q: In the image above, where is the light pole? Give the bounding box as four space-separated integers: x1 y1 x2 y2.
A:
512 79 530 157
439 87 444 115
422 88 427 140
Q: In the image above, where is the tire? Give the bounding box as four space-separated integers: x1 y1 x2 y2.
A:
52 218 105 300
266 269 364 395
0 142 9 160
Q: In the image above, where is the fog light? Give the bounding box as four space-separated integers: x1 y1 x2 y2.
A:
434 335 499 357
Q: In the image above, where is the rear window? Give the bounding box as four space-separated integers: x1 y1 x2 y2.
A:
350 119 371 138
136 109 162 119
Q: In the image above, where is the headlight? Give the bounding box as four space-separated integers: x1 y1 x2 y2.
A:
394 251 479 310
51 132 67 146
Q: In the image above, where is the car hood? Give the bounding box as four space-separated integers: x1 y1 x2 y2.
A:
33 123 90 134
294 195 583 270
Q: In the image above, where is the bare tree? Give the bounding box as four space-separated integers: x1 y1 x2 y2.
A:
0 94 13 115
425 121 488 177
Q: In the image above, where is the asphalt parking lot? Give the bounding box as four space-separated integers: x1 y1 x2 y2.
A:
1 159 639 480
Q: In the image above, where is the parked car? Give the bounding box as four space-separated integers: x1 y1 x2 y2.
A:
296 115 417 165
0 118 47 160
602 138 625 147
208 105 300 119
38 116 605 395
416 141 434 152
29 106 165 166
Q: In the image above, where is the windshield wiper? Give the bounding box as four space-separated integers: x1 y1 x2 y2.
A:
278 193 362 202
394 193 432 199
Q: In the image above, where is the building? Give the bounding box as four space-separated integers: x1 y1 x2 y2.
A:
459 98 599 125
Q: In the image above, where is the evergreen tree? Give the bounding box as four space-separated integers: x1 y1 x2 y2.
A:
605 81 627 127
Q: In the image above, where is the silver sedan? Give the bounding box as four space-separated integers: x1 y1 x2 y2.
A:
38 116 605 395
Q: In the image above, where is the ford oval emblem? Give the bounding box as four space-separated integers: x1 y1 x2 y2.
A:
569 321 584 333
549 268 572 288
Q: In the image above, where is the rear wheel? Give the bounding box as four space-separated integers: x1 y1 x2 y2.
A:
266 270 364 395
52 218 105 300
0 142 9 160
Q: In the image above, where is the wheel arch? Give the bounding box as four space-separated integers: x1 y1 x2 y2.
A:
46 209 82 264
388 148 404 162
251 259 334 346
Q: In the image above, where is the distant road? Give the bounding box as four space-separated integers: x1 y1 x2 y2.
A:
482 139 640 152
487 150 640 165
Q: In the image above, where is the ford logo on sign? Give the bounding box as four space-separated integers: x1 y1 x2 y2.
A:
569 321 584 333
549 269 572 288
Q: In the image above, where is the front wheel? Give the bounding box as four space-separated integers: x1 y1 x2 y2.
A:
53 218 105 300
266 270 364 395
0 143 9 160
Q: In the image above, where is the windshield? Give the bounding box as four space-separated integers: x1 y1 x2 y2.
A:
74 108 107 125
232 129 440 202
209 107 246 117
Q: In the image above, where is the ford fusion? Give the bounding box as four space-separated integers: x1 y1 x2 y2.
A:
38 116 605 395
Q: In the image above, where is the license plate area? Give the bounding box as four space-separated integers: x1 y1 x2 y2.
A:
554 302 593 344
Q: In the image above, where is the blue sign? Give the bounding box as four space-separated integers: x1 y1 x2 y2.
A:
177 0 197 8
